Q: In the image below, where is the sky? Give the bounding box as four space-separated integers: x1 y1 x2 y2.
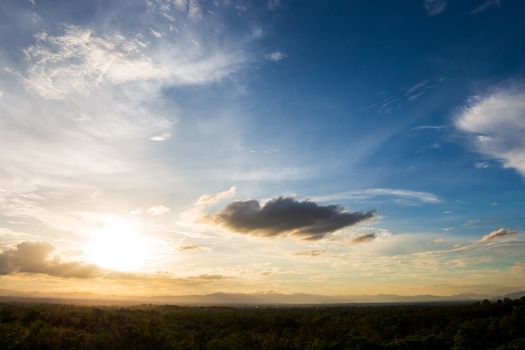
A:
0 0 525 299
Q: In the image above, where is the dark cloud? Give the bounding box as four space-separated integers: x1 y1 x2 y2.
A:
351 233 379 244
479 228 517 243
294 250 325 257
205 196 375 240
0 242 102 278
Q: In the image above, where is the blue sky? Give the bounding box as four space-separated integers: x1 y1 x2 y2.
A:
0 0 524 298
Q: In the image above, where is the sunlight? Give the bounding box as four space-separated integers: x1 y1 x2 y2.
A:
84 216 154 272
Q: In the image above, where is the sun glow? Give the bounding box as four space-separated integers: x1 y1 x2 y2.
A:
84 216 155 272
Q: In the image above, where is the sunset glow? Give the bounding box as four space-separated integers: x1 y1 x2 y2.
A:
84 217 154 272
0 0 524 302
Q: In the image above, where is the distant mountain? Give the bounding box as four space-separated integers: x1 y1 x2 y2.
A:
0 289 494 306
147 291 484 305
502 291 525 299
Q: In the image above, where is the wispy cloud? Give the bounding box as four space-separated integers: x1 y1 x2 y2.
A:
372 78 440 117
404 79 435 101
455 87 525 178
474 161 490 169
196 186 237 206
471 0 503 15
265 50 287 62
23 26 164 99
313 188 441 205
0 0 252 240
424 0 447 16
148 205 171 216
351 232 381 244
151 0 202 21
178 244 200 251
294 249 325 257
479 228 517 243
339 228 392 246
412 125 445 131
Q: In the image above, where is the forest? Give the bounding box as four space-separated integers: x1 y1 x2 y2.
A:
1 298 524 350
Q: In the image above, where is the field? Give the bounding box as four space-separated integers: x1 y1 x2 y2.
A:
1 298 524 350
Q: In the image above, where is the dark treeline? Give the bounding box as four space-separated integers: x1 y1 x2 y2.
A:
1 298 525 350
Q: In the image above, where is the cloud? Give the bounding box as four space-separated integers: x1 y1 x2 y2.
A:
0 242 102 278
188 0 202 21
148 205 171 216
178 244 200 251
471 0 502 15
474 161 490 169
412 125 445 131
148 0 202 21
189 274 227 280
372 78 440 115
196 186 236 206
23 25 243 100
313 188 441 205
232 167 308 181
149 132 172 141
0 1 257 263
479 228 517 243
129 209 143 216
173 0 188 12
294 250 325 257
150 28 163 38
424 0 447 15
404 79 435 101
265 51 287 62
351 233 379 244
455 87 525 178
0 1 249 198
345 229 391 245
463 219 480 227
23 26 165 100
204 196 375 240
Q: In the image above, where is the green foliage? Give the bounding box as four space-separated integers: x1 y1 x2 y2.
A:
0 298 524 349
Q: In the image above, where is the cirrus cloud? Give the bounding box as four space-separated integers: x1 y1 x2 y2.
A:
471 0 503 15
23 26 165 100
312 188 440 205
23 24 244 100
